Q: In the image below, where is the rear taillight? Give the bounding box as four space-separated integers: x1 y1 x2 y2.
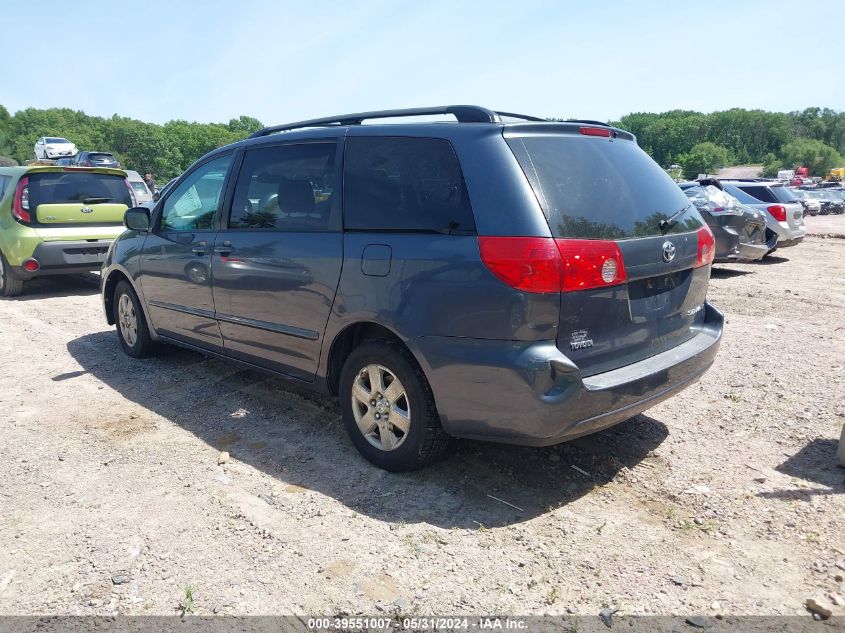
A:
695 226 715 268
579 126 612 138
555 239 627 291
767 205 787 222
478 236 627 293
12 176 31 223
124 178 137 207
477 237 562 293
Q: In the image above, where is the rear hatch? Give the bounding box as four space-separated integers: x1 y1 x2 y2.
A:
26 168 132 228
505 129 712 377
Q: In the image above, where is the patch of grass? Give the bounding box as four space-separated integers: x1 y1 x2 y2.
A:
728 393 742 403
680 520 696 533
805 531 821 544
181 585 194 617
546 585 559 605
666 507 677 519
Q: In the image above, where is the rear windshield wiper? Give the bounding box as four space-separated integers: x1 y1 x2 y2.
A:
658 203 691 234
82 197 112 205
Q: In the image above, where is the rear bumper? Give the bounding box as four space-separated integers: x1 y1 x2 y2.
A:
12 239 113 279
410 303 723 446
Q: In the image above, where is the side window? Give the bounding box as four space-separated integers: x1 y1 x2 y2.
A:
344 137 476 233
228 143 337 231
738 186 776 204
160 154 233 231
0 176 10 201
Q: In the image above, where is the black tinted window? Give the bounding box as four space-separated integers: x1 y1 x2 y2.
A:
229 143 336 231
506 135 703 239
770 186 797 204
344 137 475 233
27 172 132 207
737 186 777 203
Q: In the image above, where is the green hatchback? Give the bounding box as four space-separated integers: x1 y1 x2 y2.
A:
0 165 134 296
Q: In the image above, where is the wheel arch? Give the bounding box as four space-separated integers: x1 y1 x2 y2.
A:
102 266 157 340
324 321 429 397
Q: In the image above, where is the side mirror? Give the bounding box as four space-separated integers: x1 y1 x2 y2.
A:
124 207 151 231
152 191 161 202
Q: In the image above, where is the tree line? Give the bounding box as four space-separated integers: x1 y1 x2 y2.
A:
1 104 843 180
613 107 845 178
0 104 264 180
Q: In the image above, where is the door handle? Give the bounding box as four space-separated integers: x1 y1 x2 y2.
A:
214 240 233 256
191 241 209 255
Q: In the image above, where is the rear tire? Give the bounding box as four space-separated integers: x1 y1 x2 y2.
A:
339 340 449 471
113 280 156 358
0 252 25 297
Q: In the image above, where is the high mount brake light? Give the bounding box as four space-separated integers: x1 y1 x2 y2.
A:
478 237 627 293
695 226 715 268
767 205 787 222
12 176 31 223
579 126 612 138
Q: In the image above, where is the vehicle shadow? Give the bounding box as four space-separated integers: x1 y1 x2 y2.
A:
67 331 669 528
711 267 754 279
753 255 790 266
775 437 844 488
5 273 101 300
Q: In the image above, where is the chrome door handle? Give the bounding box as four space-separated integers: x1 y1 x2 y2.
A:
191 241 208 255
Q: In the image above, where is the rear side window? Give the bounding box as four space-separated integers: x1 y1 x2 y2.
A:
26 172 132 207
506 135 703 239
229 142 337 231
0 175 10 200
737 186 777 203
343 137 476 234
130 181 149 194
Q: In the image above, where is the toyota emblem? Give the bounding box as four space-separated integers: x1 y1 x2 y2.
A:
662 240 676 263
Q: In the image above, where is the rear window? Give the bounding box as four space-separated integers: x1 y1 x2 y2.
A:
343 137 476 234
88 153 115 161
27 172 132 207
734 185 797 204
506 135 702 239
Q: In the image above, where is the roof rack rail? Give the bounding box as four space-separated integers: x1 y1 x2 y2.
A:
249 105 517 138
248 106 554 138
494 111 546 122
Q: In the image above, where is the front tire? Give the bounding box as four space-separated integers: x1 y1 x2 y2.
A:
339 340 449 472
0 252 25 297
113 280 156 358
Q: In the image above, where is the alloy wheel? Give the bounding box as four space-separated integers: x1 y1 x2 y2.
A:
351 364 411 451
117 293 138 347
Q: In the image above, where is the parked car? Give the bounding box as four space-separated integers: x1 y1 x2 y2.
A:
124 170 153 205
55 157 74 167
101 105 723 471
720 180 805 250
0 165 135 296
802 189 844 215
789 188 821 216
71 151 120 168
679 180 770 261
33 137 77 160
823 189 845 213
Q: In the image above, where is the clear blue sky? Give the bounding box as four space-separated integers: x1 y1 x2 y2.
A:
4 0 842 125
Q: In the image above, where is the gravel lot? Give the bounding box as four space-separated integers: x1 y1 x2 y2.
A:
0 236 843 619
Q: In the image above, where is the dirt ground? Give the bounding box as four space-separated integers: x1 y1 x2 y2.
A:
0 237 843 620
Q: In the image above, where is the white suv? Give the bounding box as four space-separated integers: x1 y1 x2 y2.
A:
34 137 77 160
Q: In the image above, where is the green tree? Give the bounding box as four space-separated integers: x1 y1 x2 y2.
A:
677 142 732 179
774 138 844 177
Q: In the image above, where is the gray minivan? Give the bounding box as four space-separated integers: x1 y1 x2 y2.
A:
101 106 723 471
